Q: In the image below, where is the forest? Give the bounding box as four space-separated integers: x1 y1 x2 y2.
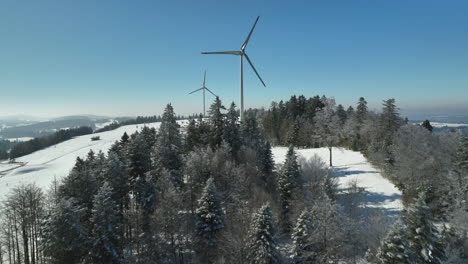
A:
0 95 467 264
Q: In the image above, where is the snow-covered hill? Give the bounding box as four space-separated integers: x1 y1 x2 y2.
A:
1 123 402 216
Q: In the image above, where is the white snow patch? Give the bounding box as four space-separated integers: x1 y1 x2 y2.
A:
272 147 403 215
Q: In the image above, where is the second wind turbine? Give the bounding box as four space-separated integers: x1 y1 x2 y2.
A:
201 16 266 122
189 71 217 117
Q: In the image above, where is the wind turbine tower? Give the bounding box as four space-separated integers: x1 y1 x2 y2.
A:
202 16 266 122
189 71 217 117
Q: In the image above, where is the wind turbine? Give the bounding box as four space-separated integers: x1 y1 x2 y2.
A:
189 71 217 117
201 16 266 122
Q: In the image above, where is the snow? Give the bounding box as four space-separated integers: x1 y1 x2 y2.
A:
419 122 468 128
272 147 403 216
1 124 402 218
4 137 35 142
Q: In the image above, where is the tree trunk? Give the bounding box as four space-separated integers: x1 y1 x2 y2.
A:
329 147 333 167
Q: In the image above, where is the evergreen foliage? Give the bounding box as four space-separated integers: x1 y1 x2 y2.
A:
278 146 300 232
292 209 314 263
223 102 241 156
246 204 281 264
422 120 433 132
208 96 226 148
376 220 410 264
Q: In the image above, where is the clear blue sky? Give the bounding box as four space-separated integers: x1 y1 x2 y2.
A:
1 0 467 118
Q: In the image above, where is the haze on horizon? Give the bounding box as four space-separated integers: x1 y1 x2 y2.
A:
1 0 467 120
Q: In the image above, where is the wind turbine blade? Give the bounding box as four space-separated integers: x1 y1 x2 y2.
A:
203 71 206 87
201 51 241 55
244 53 266 87
189 87 204 94
205 87 217 97
241 16 260 50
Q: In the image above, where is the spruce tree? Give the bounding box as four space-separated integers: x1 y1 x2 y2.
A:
376 220 410 264
407 192 445 263
246 203 281 264
208 96 226 148
223 102 241 156
89 182 122 263
278 146 300 232
153 104 184 185
287 118 301 146
422 120 433 132
336 104 347 125
185 118 200 152
356 97 368 124
195 177 224 262
292 209 314 263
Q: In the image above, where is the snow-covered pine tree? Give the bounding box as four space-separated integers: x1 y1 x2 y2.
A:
258 140 274 179
356 97 368 125
104 152 130 216
195 177 224 262
241 112 262 148
43 198 90 264
336 104 347 125
292 209 314 263
407 192 445 263
152 103 184 185
208 96 226 149
376 220 410 264
278 146 300 232
246 203 281 264
89 182 122 263
223 102 241 156
185 118 200 152
287 118 300 147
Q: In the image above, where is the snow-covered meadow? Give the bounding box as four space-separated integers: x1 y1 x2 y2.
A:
1 122 402 216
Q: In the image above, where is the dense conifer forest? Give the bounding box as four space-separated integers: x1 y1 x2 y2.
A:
0 96 467 263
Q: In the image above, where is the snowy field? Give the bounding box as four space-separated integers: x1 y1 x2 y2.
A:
418 121 468 128
1 122 402 217
272 147 403 216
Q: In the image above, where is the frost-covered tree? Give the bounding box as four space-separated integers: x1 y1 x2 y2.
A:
246 203 281 264
292 209 314 263
153 103 184 185
376 220 409 264
104 152 129 216
313 97 341 166
195 177 224 261
278 146 300 232
336 104 347 125
456 135 468 171
287 118 301 146
185 118 200 152
208 96 226 148
223 102 241 156
407 192 445 263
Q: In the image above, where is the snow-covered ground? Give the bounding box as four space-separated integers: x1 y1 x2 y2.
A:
272 147 403 216
419 121 468 128
1 122 402 218
3 137 35 142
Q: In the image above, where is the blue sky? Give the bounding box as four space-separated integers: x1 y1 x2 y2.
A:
1 0 467 118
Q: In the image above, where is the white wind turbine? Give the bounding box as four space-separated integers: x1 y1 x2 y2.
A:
189 70 217 117
201 16 266 122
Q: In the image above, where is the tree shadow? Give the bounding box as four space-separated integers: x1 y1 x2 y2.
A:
332 166 379 178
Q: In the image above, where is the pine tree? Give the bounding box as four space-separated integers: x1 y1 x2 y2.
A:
421 120 433 132
104 152 129 216
376 220 410 264
223 102 241 156
43 198 90 264
120 132 129 144
292 209 314 263
208 96 226 148
127 131 152 180
246 203 281 264
185 118 200 152
356 97 368 124
195 177 224 262
258 140 274 179
153 104 184 185
287 118 301 146
241 113 262 148
346 106 355 117
89 183 122 263
336 104 347 125
407 192 445 263
278 146 300 232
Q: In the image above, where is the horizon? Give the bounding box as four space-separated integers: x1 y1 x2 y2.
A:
1 0 467 119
